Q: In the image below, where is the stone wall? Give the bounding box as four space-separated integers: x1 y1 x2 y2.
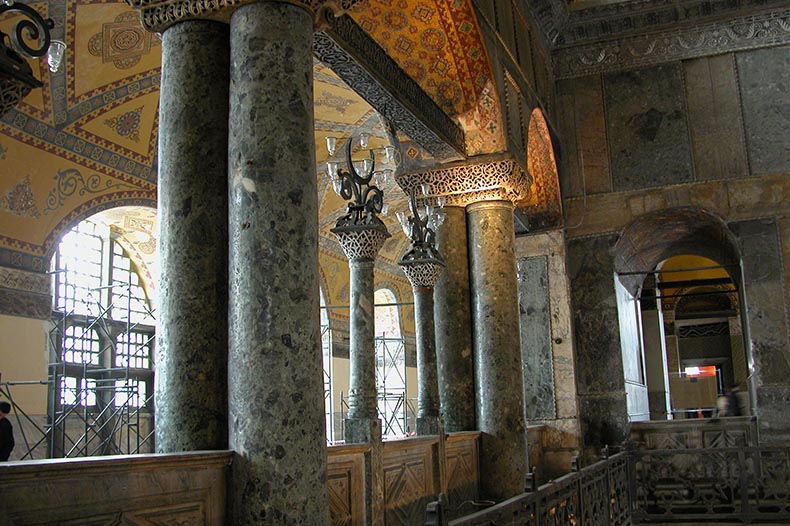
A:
515 231 582 477
555 42 790 448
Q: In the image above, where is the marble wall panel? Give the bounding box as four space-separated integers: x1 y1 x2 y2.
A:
604 63 694 191
730 218 790 443
555 76 611 198
382 438 438 525
568 234 630 453
518 256 556 420
684 54 749 181
736 45 790 176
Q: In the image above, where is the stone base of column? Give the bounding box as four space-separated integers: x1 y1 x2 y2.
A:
416 416 440 436
344 417 380 444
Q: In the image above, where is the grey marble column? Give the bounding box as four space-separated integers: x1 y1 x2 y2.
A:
333 227 389 443
434 206 475 431
227 3 328 524
413 286 441 435
155 20 229 452
467 200 527 500
400 255 444 436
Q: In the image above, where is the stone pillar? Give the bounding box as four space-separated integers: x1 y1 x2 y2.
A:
155 20 229 452
467 200 527 500
400 259 444 436
434 206 475 431
333 226 390 443
641 295 671 420
227 3 328 524
396 154 531 500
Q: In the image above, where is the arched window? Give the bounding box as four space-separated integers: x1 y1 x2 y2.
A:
374 288 408 438
50 218 155 456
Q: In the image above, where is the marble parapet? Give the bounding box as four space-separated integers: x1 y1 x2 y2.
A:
0 265 51 319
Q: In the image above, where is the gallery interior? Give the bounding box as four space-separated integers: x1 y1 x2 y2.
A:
0 0 788 524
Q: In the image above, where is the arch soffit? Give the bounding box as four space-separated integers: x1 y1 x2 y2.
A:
614 207 742 297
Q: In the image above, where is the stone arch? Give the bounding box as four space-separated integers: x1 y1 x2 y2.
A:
613 206 742 296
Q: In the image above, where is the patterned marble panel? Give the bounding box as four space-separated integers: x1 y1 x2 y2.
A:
604 63 693 192
518 256 556 420
327 451 366 526
445 433 480 517
736 45 790 176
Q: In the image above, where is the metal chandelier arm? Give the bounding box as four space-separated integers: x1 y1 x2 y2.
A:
0 1 54 58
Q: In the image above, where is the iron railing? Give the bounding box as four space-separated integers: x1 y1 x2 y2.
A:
632 446 790 523
437 452 633 526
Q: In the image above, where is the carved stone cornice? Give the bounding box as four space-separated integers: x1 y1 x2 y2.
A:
124 0 357 33
395 154 532 208
0 265 49 295
555 9 790 79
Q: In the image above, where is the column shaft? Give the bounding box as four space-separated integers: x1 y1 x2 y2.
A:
434 206 475 431
467 200 527 500
345 259 378 442
415 287 440 435
228 3 328 524
156 20 229 452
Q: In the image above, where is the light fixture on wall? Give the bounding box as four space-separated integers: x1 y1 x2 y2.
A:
325 133 395 224
0 0 65 117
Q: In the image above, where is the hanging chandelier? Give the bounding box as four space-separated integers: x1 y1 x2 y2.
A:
0 0 65 117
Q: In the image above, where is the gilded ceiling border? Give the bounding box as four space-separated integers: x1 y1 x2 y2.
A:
554 9 790 79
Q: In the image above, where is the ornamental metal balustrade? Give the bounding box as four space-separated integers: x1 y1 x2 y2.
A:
427 444 790 525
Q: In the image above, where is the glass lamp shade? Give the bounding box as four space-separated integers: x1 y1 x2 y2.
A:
381 203 389 216
325 136 337 156
358 133 369 149
420 183 430 196
47 40 66 73
381 169 393 184
331 178 343 196
383 146 394 163
361 158 373 176
396 211 409 236
326 161 338 178
436 195 446 208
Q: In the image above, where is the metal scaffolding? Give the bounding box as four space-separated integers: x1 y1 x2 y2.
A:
46 282 155 458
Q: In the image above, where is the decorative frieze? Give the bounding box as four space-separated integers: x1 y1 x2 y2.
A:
0 265 49 295
396 154 532 208
124 0 357 33
555 9 790 79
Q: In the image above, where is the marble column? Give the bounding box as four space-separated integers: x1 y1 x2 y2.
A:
434 206 476 431
467 200 527 500
333 226 390 443
400 262 444 436
227 3 328 524
156 20 229 452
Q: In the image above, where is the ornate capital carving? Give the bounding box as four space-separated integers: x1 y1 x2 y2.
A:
124 0 358 33
395 154 532 208
399 260 444 289
331 222 390 262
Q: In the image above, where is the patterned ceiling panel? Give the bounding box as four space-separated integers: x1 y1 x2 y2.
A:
348 0 505 155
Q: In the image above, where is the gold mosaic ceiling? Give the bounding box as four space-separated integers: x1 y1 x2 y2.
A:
0 0 502 295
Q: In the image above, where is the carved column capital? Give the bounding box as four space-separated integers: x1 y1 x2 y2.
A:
125 0 358 33
331 222 390 262
399 260 444 290
395 153 532 209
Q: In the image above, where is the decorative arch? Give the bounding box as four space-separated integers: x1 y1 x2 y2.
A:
614 207 742 296
519 107 563 231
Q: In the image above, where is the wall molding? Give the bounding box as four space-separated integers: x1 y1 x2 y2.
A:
554 9 790 79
